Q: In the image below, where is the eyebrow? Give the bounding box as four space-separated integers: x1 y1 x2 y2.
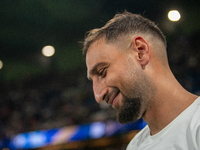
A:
88 62 107 80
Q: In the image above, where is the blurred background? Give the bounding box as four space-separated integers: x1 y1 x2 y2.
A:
0 0 200 149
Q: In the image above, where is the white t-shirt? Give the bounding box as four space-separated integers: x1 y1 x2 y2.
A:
127 97 200 150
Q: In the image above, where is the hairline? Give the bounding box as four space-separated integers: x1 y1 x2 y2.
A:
84 31 166 57
82 12 167 58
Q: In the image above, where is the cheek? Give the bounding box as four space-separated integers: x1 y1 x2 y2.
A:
106 71 119 86
120 67 139 95
106 57 137 90
108 68 132 92
105 67 124 88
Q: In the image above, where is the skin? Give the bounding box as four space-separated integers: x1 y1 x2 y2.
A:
86 35 198 135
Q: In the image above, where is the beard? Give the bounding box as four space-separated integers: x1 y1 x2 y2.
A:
116 94 142 124
115 69 155 124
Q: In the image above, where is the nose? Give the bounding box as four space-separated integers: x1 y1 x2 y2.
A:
93 79 108 103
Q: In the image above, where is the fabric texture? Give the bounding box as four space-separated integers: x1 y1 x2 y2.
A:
127 97 200 150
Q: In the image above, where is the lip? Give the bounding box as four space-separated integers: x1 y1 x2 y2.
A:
107 90 120 109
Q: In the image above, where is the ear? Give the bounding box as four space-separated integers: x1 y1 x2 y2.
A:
131 36 151 67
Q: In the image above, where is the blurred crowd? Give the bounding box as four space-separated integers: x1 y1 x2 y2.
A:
0 68 116 139
0 33 200 140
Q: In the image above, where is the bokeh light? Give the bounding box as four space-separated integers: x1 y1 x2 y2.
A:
168 10 181 22
0 60 3 69
42 45 55 57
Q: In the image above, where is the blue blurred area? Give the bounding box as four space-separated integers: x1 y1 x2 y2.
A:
0 119 146 150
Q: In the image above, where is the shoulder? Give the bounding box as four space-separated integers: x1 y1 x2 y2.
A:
187 97 200 148
126 125 149 150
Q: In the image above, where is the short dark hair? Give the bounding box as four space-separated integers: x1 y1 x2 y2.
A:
82 11 166 57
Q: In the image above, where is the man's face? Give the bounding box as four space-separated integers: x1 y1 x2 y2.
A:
86 38 152 123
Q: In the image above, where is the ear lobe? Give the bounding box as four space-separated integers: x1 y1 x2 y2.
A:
131 36 151 67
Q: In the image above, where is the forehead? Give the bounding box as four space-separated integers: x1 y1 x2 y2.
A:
86 39 118 67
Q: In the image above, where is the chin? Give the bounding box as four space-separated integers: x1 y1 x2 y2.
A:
115 96 142 124
116 110 141 124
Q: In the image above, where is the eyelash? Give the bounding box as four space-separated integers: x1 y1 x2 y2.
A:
98 68 107 77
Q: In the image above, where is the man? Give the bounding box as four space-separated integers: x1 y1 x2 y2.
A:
82 11 200 149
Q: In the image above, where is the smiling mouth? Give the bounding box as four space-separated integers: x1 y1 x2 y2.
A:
107 90 120 108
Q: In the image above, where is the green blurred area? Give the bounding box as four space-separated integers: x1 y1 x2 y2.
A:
0 0 200 82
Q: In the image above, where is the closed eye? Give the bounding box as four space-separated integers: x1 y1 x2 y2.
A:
98 67 107 77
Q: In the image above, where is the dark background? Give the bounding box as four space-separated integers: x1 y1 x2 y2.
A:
0 0 200 82
0 0 200 143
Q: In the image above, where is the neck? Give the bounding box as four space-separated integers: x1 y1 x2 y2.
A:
143 69 198 135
